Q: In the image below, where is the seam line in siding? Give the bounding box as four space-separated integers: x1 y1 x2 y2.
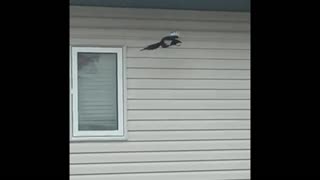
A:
69 139 250 143
70 26 250 34
127 56 250 59
127 99 250 100
127 67 250 70
70 15 250 23
127 77 250 81
128 129 250 132
128 88 250 90
70 159 250 165
128 57 251 60
129 119 250 121
128 109 250 111
71 149 251 154
127 139 250 142
128 119 251 122
128 139 251 142
70 26 250 33
70 169 250 176
71 149 250 155
70 36 250 43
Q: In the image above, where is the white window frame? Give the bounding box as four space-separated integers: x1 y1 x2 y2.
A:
70 47 127 141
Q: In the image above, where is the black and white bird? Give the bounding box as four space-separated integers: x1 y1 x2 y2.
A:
141 32 182 51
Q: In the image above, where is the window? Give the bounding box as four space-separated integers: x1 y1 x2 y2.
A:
70 47 126 141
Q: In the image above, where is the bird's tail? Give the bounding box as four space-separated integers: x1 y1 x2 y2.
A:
141 42 161 51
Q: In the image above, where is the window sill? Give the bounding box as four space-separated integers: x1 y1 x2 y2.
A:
70 134 128 142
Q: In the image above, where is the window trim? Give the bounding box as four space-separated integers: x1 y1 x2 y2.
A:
70 46 127 141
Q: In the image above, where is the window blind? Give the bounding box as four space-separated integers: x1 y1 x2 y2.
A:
77 53 118 131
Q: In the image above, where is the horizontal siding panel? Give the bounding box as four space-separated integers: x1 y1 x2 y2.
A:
71 160 250 175
71 150 250 164
128 130 250 141
70 28 250 40
128 48 250 59
128 100 250 110
70 6 250 22
70 29 250 42
128 120 250 131
127 59 250 69
128 79 250 89
127 90 250 99
70 37 250 49
128 110 250 120
127 69 250 79
70 140 250 153
70 17 249 32
70 170 250 180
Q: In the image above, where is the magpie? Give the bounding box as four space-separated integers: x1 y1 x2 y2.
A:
141 32 182 51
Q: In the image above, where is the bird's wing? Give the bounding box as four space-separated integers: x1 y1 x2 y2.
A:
162 35 179 41
161 41 170 48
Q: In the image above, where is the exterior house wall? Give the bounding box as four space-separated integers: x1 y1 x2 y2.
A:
70 6 250 180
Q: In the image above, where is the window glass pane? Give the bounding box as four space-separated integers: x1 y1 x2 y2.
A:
77 53 118 131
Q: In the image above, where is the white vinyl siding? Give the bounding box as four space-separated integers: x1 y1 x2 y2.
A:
70 6 250 179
